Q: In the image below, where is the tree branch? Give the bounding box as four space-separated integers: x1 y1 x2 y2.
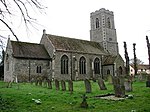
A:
0 0 46 40
0 0 11 14
0 19 19 41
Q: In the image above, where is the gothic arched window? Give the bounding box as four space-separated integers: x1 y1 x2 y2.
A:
119 66 123 75
107 17 111 28
96 18 99 28
107 69 110 75
94 58 100 74
61 55 69 74
36 66 42 73
79 56 86 74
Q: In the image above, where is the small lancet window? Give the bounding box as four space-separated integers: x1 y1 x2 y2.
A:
96 18 99 28
37 66 42 73
107 17 111 28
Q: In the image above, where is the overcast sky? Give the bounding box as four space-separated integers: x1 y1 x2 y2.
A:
1 0 150 64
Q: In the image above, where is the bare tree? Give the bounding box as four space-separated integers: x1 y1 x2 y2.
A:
146 36 150 68
130 58 144 65
123 41 130 75
0 0 46 41
133 43 138 75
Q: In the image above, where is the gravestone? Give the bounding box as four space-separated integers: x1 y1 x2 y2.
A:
138 73 147 81
35 79 38 86
124 81 132 92
107 75 113 84
146 75 150 87
68 80 73 92
35 77 40 86
47 79 52 89
55 79 60 90
39 80 42 86
30 78 34 85
43 78 47 87
113 76 125 97
39 77 43 86
130 74 134 82
61 80 66 91
98 78 107 90
84 79 92 93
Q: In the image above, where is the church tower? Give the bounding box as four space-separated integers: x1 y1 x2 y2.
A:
90 8 119 55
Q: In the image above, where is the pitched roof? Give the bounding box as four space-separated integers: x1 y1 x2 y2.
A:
46 34 108 55
103 54 124 65
103 55 117 65
137 64 150 70
11 41 51 60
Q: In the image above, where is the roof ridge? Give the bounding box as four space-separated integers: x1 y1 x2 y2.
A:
46 34 102 43
11 40 40 45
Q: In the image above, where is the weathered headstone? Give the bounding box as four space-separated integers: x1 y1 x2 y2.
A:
113 76 125 97
130 74 134 82
6 81 13 88
55 79 60 90
143 74 147 81
43 78 47 87
124 81 132 92
138 73 147 81
84 79 92 93
146 75 150 87
35 77 40 86
39 77 43 86
61 80 66 91
97 78 107 90
30 78 34 85
47 79 52 89
35 79 38 86
107 75 113 84
39 80 42 86
68 80 73 93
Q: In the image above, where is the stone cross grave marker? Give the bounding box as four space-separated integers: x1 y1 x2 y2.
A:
80 94 88 108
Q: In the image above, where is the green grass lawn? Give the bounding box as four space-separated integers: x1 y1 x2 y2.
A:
0 80 150 112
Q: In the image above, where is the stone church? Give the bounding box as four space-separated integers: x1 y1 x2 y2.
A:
4 8 125 82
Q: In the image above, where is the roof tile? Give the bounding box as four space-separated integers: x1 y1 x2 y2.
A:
11 41 51 60
46 34 107 55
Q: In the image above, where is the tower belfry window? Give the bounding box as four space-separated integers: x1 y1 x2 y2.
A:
96 18 99 28
107 17 111 28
